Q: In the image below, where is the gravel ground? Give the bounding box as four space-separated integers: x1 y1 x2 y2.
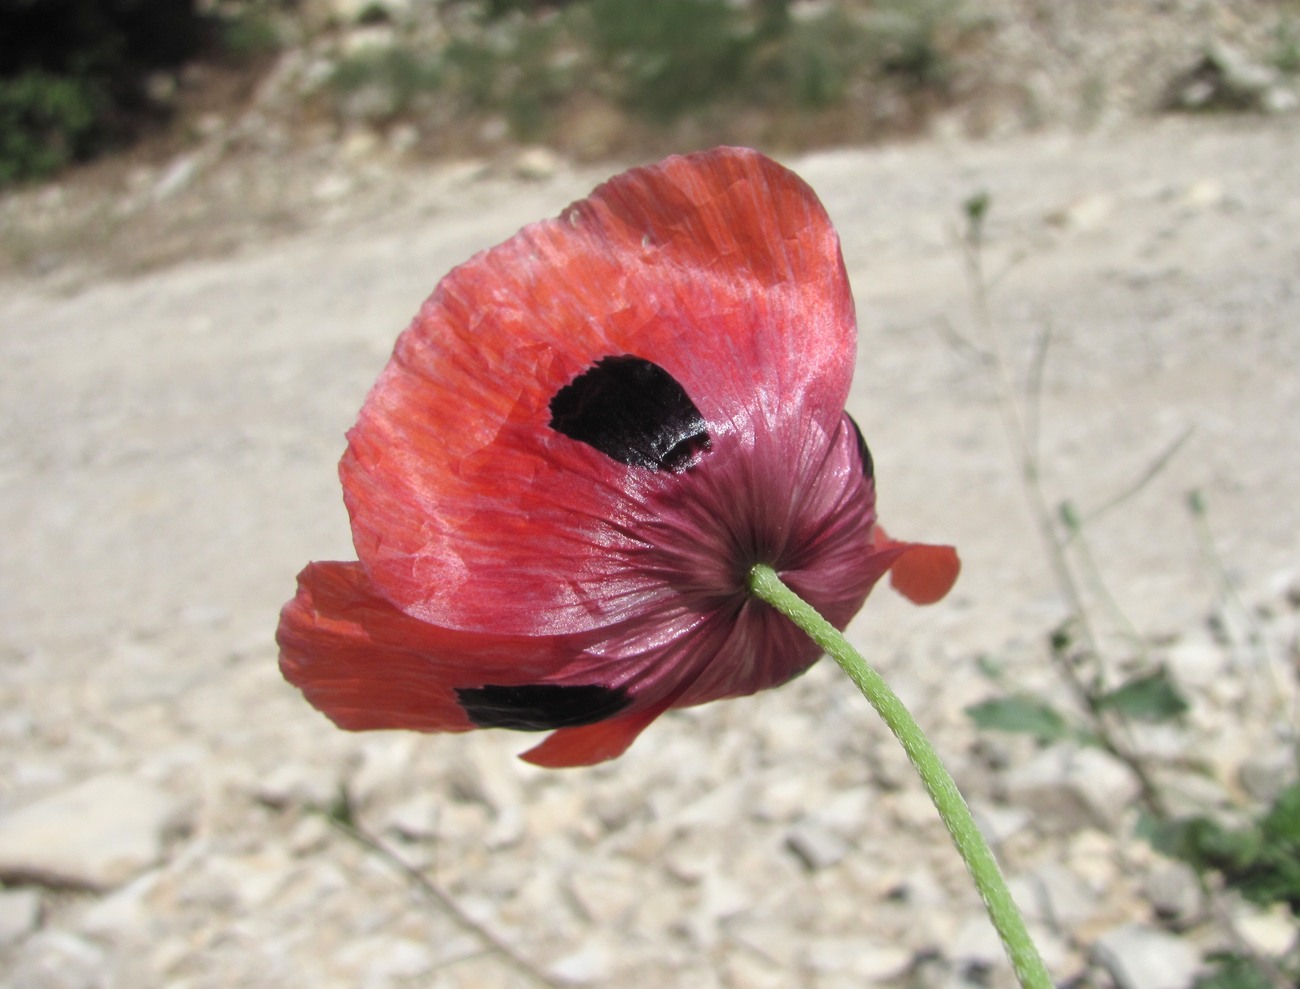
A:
1 114 1298 988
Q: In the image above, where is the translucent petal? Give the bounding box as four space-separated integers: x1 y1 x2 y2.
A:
276 561 581 732
342 148 856 635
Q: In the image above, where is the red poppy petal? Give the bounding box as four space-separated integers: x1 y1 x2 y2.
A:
342 147 855 635
276 561 577 732
873 530 961 605
556 147 856 425
519 701 671 768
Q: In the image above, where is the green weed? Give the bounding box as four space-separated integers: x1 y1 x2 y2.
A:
330 46 444 125
1271 19 1300 75
318 0 980 156
0 72 101 186
583 0 749 121
956 193 1299 988
863 0 967 90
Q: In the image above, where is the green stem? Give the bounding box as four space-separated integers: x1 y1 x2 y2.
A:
747 564 1054 989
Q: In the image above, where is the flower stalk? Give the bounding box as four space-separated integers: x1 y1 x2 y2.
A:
747 563 1053 989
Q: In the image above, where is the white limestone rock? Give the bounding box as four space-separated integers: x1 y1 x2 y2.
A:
1093 923 1200 989
785 820 851 872
1003 745 1141 834
0 887 41 946
0 775 188 891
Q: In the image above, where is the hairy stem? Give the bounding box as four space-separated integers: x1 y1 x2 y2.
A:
748 563 1053 989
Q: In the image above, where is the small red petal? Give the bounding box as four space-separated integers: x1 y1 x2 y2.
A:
519 703 670 768
887 543 961 605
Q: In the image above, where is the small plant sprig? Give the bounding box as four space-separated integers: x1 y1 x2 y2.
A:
952 193 1300 989
325 787 574 989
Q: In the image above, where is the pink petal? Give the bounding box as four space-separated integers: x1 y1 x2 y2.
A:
277 561 577 732
341 148 856 636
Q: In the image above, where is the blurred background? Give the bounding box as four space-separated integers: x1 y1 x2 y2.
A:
3 0 1297 277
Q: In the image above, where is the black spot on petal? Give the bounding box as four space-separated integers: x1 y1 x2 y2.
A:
846 414 874 481
456 683 631 731
549 355 710 471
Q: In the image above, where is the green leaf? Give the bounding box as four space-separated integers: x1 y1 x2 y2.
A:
1193 953 1274 989
1057 499 1081 532
965 695 1071 742
1262 782 1300 843
1140 813 1253 870
1095 668 1189 722
963 190 990 225
974 653 1004 681
1048 619 1076 656
1140 784 1300 910
326 785 355 827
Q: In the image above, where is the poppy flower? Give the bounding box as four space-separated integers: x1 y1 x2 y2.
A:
277 147 959 768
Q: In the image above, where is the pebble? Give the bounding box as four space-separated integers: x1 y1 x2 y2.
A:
347 735 418 807
785 820 852 872
1003 745 1140 834
206 851 297 910
287 813 333 855
1142 862 1202 923
1158 769 1234 818
388 123 420 156
75 871 160 941
10 930 108 989
752 772 818 823
1263 86 1299 113
804 937 913 981
0 775 187 891
1045 193 1115 233
151 154 200 202
695 871 750 927
0 887 41 946
720 951 788 989
312 171 356 203
566 858 643 926
970 800 1032 847
1092 922 1201 989
815 786 876 835
1170 40 1294 114
1237 749 1295 802
1165 637 1227 689
1234 904 1298 957
949 914 1004 971
663 833 724 886
484 803 527 850
1065 830 1123 893
338 125 383 161
884 789 944 831
382 792 441 840
253 762 340 810
1126 723 1189 762
512 146 562 182
669 775 749 829
1014 861 1100 931
549 937 619 984
728 917 803 969
335 934 437 983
